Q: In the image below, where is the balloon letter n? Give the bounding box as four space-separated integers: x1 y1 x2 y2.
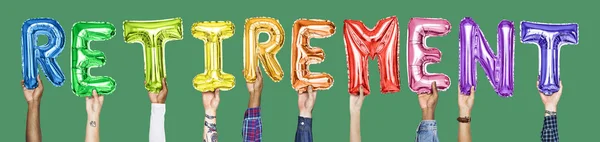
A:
458 17 515 97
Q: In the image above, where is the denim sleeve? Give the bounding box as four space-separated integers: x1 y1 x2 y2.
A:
415 120 439 142
242 107 262 142
295 116 313 142
541 115 559 142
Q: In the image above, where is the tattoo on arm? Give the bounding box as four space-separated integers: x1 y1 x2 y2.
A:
89 121 96 127
205 115 216 119
204 121 218 142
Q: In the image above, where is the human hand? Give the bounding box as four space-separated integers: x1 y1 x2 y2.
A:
22 75 44 104
418 82 439 120
148 78 168 104
246 67 263 108
202 89 220 116
350 87 366 115
298 86 317 118
539 81 563 112
246 67 263 96
458 85 475 117
86 90 105 119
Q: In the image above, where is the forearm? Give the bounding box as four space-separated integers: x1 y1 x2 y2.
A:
421 109 434 120
458 111 471 142
149 104 166 142
248 94 261 108
85 116 100 142
204 111 217 142
26 102 42 142
350 112 361 142
458 123 471 142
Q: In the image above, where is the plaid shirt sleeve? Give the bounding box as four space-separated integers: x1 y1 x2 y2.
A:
242 107 262 142
415 120 439 142
295 116 313 142
541 115 559 142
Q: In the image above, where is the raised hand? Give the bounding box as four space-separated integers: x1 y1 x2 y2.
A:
22 75 44 103
202 90 221 115
418 82 439 120
246 67 263 96
148 78 168 104
539 81 563 112
246 67 263 108
86 90 104 120
298 86 317 118
458 85 475 117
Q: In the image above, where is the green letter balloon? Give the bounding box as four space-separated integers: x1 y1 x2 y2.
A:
71 22 117 97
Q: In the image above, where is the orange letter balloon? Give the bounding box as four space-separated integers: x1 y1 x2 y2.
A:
291 19 335 92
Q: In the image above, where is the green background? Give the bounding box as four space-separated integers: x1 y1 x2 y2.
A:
1 0 596 141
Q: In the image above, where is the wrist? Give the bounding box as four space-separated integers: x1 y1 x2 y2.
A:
545 105 557 112
299 110 312 118
350 110 360 116
459 110 471 117
421 109 435 120
205 110 217 116
28 102 40 109
27 100 40 106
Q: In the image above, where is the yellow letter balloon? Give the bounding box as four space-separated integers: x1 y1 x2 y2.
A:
243 17 285 82
192 21 236 92
123 18 183 93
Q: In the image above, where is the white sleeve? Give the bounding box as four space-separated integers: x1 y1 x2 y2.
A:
149 103 166 142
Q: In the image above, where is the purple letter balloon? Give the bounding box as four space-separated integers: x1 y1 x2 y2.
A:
521 21 578 95
459 17 515 97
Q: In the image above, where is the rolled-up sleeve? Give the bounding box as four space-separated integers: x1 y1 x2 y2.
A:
415 120 439 142
242 107 262 142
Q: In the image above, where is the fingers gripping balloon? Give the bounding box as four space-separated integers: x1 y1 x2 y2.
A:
192 21 236 92
343 16 400 96
407 18 451 94
21 18 66 89
520 21 578 95
71 22 117 97
243 17 285 82
124 18 183 93
459 17 515 97
291 19 335 92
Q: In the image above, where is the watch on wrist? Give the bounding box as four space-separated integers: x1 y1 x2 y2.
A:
457 116 471 123
545 110 557 116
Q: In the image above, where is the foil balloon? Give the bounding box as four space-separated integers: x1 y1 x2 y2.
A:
521 21 578 95
343 16 400 96
291 19 335 92
192 21 236 92
71 22 117 97
459 17 515 97
21 18 66 89
124 18 183 93
243 17 285 82
407 18 451 94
